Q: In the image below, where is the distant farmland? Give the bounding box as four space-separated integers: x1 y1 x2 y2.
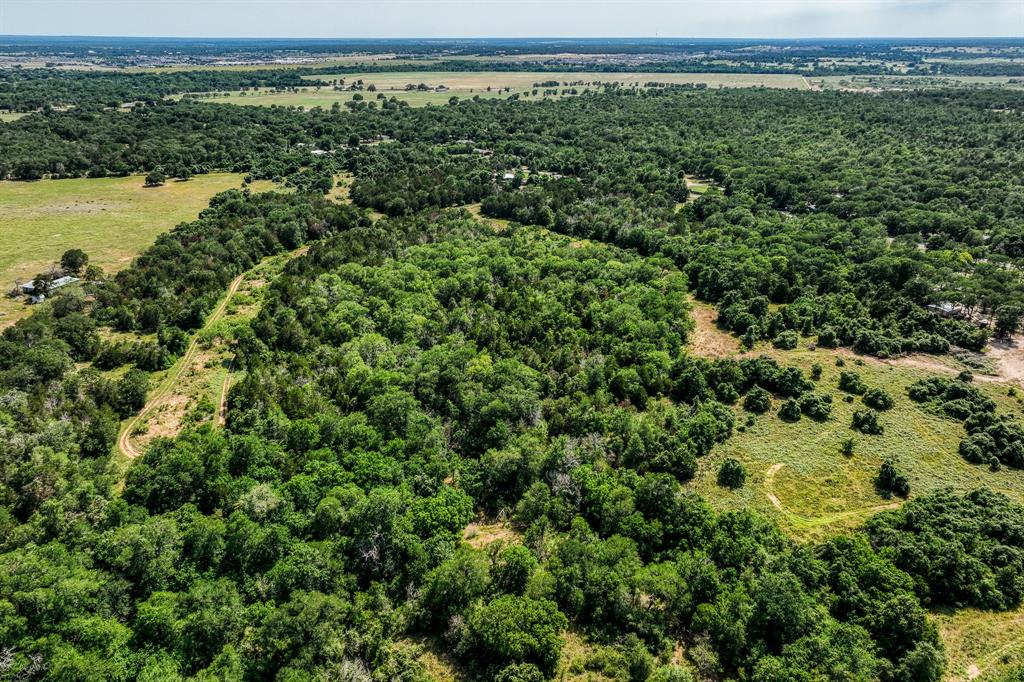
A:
177 71 812 110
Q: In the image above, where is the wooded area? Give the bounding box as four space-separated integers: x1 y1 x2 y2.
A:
1 64 1023 681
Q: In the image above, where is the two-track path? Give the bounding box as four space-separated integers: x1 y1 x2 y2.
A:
116 272 245 459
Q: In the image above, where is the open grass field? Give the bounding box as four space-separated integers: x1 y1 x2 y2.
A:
0 112 28 122
817 75 1024 90
935 604 1024 681
122 55 435 73
181 71 810 111
681 303 1024 680
0 173 275 327
308 70 813 91
685 304 1024 541
182 86 510 109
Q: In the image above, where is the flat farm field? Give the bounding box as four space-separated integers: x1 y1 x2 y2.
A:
0 173 274 327
183 71 811 110
309 70 812 91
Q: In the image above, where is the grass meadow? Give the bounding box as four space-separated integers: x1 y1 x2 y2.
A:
175 71 811 111
0 173 275 327
685 308 1024 541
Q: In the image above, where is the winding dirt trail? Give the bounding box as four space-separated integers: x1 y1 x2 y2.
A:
762 462 900 527
764 463 785 511
116 273 245 459
216 373 231 427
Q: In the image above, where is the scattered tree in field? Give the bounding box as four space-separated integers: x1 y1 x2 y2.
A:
876 457 910 498
60 248 89 275
718 458 747 488
863 387 894 411
839 371 867 395
144 169 166 186
852 409 883 435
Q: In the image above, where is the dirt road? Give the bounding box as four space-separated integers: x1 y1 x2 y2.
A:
116 273 245 459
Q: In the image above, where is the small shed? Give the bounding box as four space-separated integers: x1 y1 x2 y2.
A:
21 275 79 303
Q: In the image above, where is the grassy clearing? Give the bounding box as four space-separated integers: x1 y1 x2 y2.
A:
680 310 1024 680
122 56 435 73
0 112 27 122
686 317 1024 541
0 173 276 328
935 604 1024 682
817 75 1024 90
179 87 510 109
180 71 811 111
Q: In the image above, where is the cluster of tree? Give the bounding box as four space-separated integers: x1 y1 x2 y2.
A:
3 78 1024 679
0 67 322 111
348 143 494 214
2 185 1023 678
908 376 1024 469
4 86 1022 364
866 489 1024 610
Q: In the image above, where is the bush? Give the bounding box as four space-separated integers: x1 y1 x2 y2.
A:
772 330 798 350
817 326 838 348
779 398 802 422
743 387 771 414
863 387 894 411
876 457 910 498
459 596 567 676
144 169 166 187
838 371 867 395
798 393 832 421
852 409 883 435
717 458 747 489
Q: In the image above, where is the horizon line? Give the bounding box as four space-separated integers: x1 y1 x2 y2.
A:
2 34 1022 41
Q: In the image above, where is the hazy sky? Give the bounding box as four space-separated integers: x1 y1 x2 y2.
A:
1 0 1022 39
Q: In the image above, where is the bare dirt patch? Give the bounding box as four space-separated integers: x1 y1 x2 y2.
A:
462 521 518 549
688 303 741 358
986 334 1024 387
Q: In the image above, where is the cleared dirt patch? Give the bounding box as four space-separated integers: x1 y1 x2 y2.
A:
987 334 1024 387
462 521 518 549
688 302 741 358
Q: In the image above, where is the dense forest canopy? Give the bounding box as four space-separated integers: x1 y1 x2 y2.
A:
1 60 1024 680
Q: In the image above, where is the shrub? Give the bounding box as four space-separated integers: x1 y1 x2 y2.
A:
743 387 771 414
863 387 894 411
772 330 798 350
817 326 838 348
839 371 867 395
459 595 567 676
876 457 910 498
798 393 832 421
779 398 802 422
852 409 883 435
717 458 747 489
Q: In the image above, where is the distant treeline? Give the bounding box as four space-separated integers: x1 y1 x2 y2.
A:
3 54 1023 111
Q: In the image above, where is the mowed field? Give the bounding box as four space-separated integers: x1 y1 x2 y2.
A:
0 173 274 326
185 86 511 109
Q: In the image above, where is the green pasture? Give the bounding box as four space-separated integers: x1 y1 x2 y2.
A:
0 173 275 327
688 340 1024 541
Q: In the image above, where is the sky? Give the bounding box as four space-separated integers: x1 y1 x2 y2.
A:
1 0 1022 39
